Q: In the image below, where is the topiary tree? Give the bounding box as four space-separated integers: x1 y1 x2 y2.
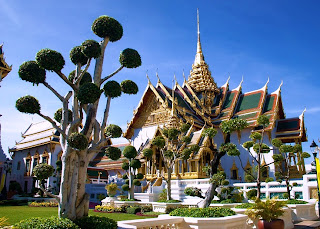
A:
16 15 141 220
272 140 310 199
33 163 55 197
197 118 248 208
120 145 143 199
151 123 199 201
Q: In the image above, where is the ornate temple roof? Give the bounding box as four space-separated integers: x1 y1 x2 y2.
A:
0 44 12 81
124 11 306 144
10 121 60 152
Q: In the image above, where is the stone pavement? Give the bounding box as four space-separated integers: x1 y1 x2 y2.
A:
294 220 320 229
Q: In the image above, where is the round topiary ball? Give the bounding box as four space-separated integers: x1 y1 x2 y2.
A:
122 184 129 191
77 83 101 104
81 40 101 59
54 108 73 123
125 179 129 185
133 179 141 186
36 49 65 72
104 124 122 138
123 146 137 159
70 46 88 66
67 132 88 150
103 80 121 98
16 95 41 114
68 70 92 85
130 159 141 169
119 48 141 68
105 146 121 160
122 162 129 170
18 61 46 85
122 174 128 180
92 16 123 41
136 173 144 180
33 163 54 180
120 80 138 94
142 148 153 159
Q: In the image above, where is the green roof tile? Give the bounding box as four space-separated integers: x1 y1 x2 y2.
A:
277 119 300 132
236 92 262 112
263 95 275 112
222 92 235 109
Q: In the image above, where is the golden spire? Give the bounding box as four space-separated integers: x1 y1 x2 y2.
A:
167 77 179 129
194 8 205 66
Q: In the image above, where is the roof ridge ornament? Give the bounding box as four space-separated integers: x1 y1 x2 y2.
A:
235 76 243 91
221 76 230 88
146 71 151 84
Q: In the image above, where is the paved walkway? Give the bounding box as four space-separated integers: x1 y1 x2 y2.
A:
294 220 320 229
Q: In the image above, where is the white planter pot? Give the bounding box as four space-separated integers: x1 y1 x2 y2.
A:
101 196 117 206
152 202 181 213
287 203 318 222
158 214 248 229
233 207 294 229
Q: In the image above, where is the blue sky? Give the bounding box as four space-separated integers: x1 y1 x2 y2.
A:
0 0 319 165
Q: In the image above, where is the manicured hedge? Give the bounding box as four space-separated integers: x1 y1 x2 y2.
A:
14 216 79 229
286 199 308 204
169 207 236 217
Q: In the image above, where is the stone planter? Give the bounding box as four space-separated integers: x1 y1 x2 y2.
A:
157 214 248 229
287 203 318 222
113 200 141 208
101 196 117 206
134 193 159 202
233 207 294 229
152 202 182 213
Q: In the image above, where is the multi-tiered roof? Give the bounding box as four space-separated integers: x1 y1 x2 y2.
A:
124 11 306 144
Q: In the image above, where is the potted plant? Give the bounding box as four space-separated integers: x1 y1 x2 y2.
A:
245 198 287 229
105 183 119 197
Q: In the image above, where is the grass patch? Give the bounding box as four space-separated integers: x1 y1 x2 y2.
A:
0 206 155 225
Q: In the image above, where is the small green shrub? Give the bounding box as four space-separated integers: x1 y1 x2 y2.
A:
286 199 308 204
74 216 117 229
14 216 79 229
158 189 167 202
235 203 254 209
165 205 183 214
141 205 152 213
126 206 141 214
220 199 234 204
169 207 236 217
247 189 257 200
157 199 181 203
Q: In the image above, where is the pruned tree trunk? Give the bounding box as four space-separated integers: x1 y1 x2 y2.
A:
128 166 135 200
197 182 217 208
167 167 172 200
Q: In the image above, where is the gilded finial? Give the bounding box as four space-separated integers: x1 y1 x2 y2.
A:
194 8 204 66
156 69 160 83
146 71 151 84
182 69 187 83
174 73 178 85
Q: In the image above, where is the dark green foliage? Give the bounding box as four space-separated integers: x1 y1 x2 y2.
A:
265 177 274 183
283 193 289 199
68 70 92 85
126 206 141 214
14 216 79 229
105 147 121 160
180 123 191 133
16 95 40 114
133 179 141 186
253 143 270 153
301 152 311 158
142 148 153 159
54 108 73 123
272 154 284 163
120 80 138 94
136 173 144 179
165 128 179 140
165 205 182 214
70 46 88 66
152 136 165 148
121 184 129 191
122 174 128 179
119 48 141 68
279 144 293 153
245 174 255 182
286 199 308 204
56 160 62 167
181 136 191 144
220 143 240 156
250 132 262 141
18 61 46 85
81 40 101 59
105 124 122 138
169 207 236 217
272 138 283 148
257 115 270 127
8 182 23 194
123 146 137 159
242 141 254 150
36 49 65 71
125 179 129 185
67 132 88 150
130 159 141 169
247 189 258 200
103 80 122 98
75 216 117 229
92 16 123 41
220 118 248 134
33 163 54 180
141 205 152 213
202 127 218 138
181 148 192 160
158 199 181 203
293 144 302 153
184 187 203 198
122 162 129 170
222 180 230 186
77 83 101 104
220 199 234 204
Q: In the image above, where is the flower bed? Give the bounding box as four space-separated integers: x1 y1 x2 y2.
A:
28 202 58 207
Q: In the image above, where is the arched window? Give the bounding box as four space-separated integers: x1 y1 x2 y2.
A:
230 161 239 180
42 151 49 164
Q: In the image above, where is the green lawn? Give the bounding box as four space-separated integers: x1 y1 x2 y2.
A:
0 206 155 225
